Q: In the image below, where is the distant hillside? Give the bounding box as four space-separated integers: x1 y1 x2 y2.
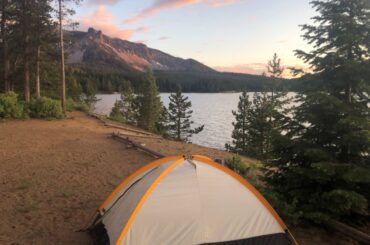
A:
66 28 214 73
66 27 308 93
154 70 281 92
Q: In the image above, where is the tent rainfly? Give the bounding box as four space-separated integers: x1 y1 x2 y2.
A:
88 155 297 245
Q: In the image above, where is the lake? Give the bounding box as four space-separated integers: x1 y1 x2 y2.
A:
94 93 295 150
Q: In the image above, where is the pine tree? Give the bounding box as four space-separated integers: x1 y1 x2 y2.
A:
226 91 252 155
227 54 290 160
137 72 162 132
167 87 204 142
110 84 139 125
83 80 98 109
68 77 82 101
1 0 11 92
247 92 274 158
265 0 370 224
155 102 169 136
33 0 55 98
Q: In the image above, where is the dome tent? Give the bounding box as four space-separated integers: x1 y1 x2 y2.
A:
88 155 296 245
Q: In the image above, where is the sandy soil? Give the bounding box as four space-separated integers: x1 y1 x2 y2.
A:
0 111 358 244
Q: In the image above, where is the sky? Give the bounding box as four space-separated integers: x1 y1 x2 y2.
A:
74 0 315 76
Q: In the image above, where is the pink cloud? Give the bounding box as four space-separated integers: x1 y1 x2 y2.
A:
205 0 235 7
214 63 266 75
124 0 236 24
79 6 149 40
214 63 310 78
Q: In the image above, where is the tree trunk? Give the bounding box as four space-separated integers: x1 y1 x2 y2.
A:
1 0 9 92
345 82 352 103
36 45 41 98
24 54 30 102
59 0 66 114
23 0 30 102
177 115 181 140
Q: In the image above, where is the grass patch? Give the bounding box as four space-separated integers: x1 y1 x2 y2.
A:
16 179 32 190
16 199 38 213
74 161 94 169
59 190 75 198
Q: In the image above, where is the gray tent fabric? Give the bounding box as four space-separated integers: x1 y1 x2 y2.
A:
90 156 295 245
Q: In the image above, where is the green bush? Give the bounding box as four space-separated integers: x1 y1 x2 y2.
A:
66 97 91 113
29 97 64 119
109 100 125 123
227 155 247 176
261 189 303 226
0 91 26 118
66 98 75 112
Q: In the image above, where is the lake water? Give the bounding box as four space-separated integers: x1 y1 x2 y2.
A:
95 93 241 149
94 93 296 149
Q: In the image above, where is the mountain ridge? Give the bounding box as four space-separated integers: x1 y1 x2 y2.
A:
66 27 215 74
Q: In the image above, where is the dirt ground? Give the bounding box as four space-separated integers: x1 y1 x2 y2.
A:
0 111 358 244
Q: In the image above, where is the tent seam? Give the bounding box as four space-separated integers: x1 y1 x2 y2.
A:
115 157 185 245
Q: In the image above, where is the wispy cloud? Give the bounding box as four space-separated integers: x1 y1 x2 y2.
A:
88 0 120 5
79 6 149 40
124 0 236 24
158 36 171 40
135 40 148 44
276 39 288 44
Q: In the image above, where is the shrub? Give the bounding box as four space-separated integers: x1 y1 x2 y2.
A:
261 189 303 226
66 97 91 114
66 98 75 112
109 100 125 123
29 97 64 119
0 92 26 118
227 155 247 176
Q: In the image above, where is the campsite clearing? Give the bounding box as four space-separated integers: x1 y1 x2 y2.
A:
0 111 356 244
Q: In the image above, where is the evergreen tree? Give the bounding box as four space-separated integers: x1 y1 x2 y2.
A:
110 83 139 125
109 100 124 122
155 102 169 136
265 0 370 224
137 72 162 132
33 0 55 98
83 80 99 109
67 76 82 101
1 0 11 92
247 92 274 158
226 55 291 159
226 91 252 155
267 53 283 78
167 87 204 142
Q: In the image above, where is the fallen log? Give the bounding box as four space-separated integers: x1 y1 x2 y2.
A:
112 132 165 158
115 132 162 140
90 113 157 136
105 122 154 136
326 220 370 244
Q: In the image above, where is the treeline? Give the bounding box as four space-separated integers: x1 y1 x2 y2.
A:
70 68 291 93
154 70 282 92
0 0 81 117
227 0 369 228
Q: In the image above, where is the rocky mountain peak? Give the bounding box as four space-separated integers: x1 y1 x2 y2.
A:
87 27 104 42
67 28 215 73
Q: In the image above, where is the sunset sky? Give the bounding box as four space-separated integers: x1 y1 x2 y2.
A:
74 0 315 75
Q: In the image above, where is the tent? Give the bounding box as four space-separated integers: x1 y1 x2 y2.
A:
88 155 297 245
